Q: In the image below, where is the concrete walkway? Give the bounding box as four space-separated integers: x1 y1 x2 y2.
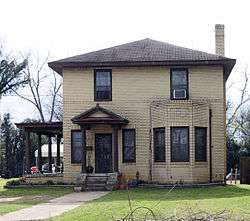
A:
0 191 108 221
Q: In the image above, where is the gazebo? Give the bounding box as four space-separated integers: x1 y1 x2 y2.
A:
15 122 63 174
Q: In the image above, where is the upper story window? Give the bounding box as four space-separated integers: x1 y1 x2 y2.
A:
170 68 188 100
94 69 112 101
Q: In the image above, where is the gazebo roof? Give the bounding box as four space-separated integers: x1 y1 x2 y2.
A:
15 122 63 136
71 104 129 125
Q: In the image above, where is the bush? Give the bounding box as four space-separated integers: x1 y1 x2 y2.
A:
5 179 21 187
45 180 55 185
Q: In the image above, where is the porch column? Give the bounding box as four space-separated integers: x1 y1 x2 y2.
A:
81 126 87 173
48 134 52 173
56 134 62 172
37 133 42 173
112 125 119 172
25 131 31 174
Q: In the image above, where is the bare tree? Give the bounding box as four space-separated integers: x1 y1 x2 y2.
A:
13 54 62 122
227 69 250 137
46 75 63 122
53 93 63 121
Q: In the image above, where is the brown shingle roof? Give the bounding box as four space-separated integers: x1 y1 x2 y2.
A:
48 38 236 78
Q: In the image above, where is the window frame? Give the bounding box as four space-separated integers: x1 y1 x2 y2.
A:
94 69 112 101
195 127 207 162
122 129 136 163
170 126 190 162
153 127 166 162
71 129 83 164
170 68 189 100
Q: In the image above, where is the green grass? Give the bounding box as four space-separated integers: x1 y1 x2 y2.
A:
0 178 73 215
50 185 250 221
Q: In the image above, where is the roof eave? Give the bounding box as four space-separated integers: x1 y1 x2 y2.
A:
48 59 236 77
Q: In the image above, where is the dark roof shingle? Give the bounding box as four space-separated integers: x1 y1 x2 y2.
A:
48 38 236 78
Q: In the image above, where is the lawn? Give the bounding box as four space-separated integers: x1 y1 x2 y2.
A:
0 178 73 215
51 185 250 221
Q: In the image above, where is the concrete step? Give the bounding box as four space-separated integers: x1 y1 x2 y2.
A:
82 173 117 191
86 183 106 187
86 177 108 182
86 180 107 185
86 176 108 180
85 186 107 191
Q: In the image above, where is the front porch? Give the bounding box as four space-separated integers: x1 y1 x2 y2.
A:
15 104 129 189
71 104 129 175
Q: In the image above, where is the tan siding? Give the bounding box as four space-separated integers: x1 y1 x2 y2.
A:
63 66 225 184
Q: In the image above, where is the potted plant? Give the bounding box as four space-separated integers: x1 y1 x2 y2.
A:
86 165 94 173
86 150 94 173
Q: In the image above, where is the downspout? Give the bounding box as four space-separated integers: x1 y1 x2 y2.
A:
149 101 154 182
209 109 213 183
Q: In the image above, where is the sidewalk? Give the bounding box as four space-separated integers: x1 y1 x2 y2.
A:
0 191 108 221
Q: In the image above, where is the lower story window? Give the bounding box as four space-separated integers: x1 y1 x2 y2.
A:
71 130 83 163
154 127 166 162
122 129 136 162
195 127 207 162
171 127 189 162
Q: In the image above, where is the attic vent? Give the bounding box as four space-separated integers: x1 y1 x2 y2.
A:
173 89 187 99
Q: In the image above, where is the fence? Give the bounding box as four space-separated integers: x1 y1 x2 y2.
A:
240 156 250 184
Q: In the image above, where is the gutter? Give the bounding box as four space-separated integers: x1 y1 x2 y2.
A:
48 59 236 78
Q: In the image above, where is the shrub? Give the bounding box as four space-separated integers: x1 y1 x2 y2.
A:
45 180 55 185
5 179 21 187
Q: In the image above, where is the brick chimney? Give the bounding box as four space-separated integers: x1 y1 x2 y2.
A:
215 24 225 56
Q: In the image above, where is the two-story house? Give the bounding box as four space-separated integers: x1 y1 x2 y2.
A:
48 24 235 186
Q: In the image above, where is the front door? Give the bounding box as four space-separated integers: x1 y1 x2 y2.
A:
95 134 113 173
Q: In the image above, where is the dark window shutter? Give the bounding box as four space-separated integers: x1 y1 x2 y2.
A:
195 127 207 162
71 130 83 163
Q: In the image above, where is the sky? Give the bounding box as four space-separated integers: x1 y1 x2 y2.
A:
0 0 250 122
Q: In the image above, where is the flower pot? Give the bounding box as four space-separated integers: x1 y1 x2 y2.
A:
86 166 94 173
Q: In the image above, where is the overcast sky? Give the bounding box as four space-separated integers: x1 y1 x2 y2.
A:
0 0 249 122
